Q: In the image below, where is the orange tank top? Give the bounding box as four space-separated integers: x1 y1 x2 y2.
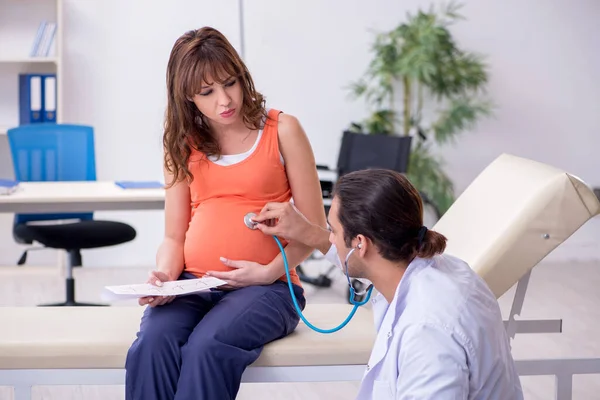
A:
183 109 301 287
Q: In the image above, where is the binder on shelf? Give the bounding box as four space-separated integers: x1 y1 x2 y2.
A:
39 22 57 57
18 74 43 124
30 21 57 57
42 74 57 122
30 21 47 57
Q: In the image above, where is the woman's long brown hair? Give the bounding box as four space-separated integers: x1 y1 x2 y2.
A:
163 27 267 187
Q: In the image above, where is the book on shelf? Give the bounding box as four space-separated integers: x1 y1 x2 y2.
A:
30 21 57 58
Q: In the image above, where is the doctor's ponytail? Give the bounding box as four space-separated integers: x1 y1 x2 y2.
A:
416 229 447 258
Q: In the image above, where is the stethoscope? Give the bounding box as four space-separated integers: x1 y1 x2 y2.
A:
244 212 374 334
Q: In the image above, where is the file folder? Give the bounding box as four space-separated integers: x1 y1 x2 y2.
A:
0 179 19 195
42 75 57 122
115 181 164 189
30 21 47 57
18 74 43 124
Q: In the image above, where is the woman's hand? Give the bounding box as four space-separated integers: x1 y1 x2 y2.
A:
138 270 176 307
206 258 274 289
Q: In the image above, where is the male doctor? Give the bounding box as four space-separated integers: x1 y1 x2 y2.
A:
251 169 523 400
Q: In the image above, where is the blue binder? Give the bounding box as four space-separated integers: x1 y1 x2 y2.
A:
42 74 57 123
18 74 44 124
0 179 19 195
115 181 164 189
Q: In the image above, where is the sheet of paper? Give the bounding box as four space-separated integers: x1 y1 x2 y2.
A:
101 277 227 302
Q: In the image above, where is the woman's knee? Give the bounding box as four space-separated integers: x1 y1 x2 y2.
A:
180 334 231 366
126 308 187 364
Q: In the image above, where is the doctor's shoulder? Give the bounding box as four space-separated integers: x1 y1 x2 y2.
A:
401 254 500 325
436 253 502 310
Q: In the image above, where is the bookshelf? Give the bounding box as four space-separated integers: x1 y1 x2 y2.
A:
0 57 58 64
0 0 63 132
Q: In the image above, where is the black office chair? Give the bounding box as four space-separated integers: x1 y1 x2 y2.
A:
7 124 137 306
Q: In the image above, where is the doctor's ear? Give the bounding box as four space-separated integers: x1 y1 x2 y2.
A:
354 235 372 254
355 234 368 252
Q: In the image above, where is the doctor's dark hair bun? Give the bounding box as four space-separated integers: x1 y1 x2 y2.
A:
417 228 447 259
333 169 447 262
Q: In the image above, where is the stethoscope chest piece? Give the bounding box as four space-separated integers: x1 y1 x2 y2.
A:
244 212 258 230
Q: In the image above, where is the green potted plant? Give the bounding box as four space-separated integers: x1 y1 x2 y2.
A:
346 1 493 213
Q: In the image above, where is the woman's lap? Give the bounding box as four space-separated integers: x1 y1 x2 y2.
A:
125 268 306 399
132 273 306 352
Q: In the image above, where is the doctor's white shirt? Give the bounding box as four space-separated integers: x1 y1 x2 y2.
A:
325 247 524 400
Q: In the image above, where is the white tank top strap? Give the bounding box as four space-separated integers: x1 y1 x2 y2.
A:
208 108 284 166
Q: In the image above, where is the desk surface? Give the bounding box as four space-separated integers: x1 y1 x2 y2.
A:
0 178 333 214
0 181 165 213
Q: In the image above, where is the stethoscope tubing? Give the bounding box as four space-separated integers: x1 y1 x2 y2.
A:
273 235 373 334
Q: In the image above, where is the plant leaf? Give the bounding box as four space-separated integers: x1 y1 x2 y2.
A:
431 96 493 144
364 109 399 135
406 142 455 213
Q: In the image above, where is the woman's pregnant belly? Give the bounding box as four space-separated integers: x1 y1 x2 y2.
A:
184 200 293 280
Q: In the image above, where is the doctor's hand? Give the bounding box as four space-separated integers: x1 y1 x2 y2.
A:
138 270 176 307
252 202 314 244
206 258 273 289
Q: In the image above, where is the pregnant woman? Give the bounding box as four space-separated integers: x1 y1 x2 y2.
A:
124 26 326 400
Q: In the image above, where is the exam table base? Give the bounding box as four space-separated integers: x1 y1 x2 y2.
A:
2 359 600 400
0 365 367 400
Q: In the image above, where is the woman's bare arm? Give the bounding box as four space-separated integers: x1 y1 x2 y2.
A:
156 164 191 281
263 113 327 281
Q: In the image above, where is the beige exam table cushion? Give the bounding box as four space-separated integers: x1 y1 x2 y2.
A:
433 153 600 298
1 304 374 369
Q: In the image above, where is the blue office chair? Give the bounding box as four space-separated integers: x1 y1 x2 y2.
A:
7 124 136 306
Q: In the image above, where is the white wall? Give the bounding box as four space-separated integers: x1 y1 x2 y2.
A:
244 0 600 262
0 0 599 267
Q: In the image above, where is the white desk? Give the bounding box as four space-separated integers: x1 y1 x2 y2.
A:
0 181 165 214
0 169 337 214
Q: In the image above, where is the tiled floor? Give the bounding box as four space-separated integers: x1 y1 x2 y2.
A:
0 258 599 399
